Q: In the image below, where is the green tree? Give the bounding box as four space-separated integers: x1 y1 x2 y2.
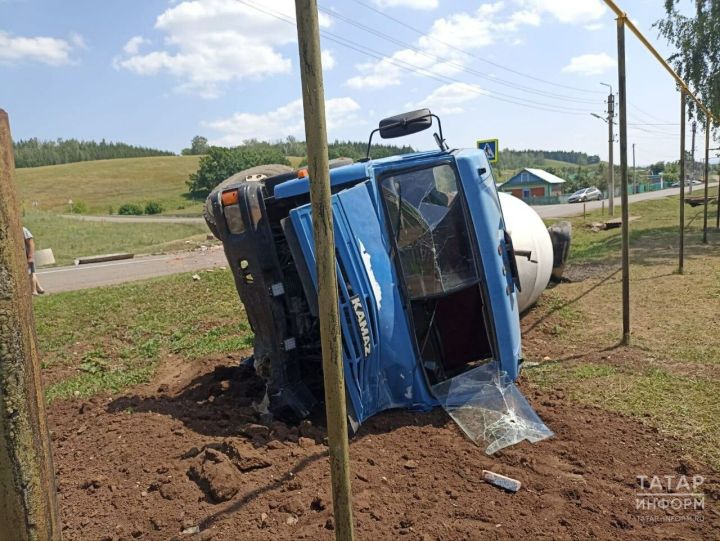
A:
187 146 290 196
182 135 210 156
656 2 720 121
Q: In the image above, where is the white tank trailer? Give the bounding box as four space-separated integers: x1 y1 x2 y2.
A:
498 192 571 312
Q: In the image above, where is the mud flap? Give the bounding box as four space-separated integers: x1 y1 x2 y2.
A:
433 362 553 454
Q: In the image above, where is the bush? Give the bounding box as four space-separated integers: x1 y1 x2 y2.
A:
144 201 164 215
70 200 88 214
118 203 144 216
187 146 290 196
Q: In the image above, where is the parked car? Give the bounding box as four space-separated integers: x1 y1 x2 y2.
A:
671 179 703 187
567 186 602 203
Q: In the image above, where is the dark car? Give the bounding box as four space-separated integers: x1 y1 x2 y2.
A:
567 186 602 203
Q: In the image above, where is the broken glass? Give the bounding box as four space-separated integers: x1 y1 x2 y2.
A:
380 164 478 299
433 362 553 454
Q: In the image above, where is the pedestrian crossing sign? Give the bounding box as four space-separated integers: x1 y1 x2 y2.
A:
476 139 499 164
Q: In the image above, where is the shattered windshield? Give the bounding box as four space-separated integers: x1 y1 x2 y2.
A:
381 164 478 299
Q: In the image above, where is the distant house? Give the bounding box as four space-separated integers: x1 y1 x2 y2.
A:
499 168 566 200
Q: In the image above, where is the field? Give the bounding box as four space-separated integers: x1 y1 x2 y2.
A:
15 155 203 215
33 191 720 539
23 211 209 265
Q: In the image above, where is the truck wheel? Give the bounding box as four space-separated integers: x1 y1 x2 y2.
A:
204 164 294 239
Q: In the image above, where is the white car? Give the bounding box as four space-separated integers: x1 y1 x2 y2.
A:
567 186 603 203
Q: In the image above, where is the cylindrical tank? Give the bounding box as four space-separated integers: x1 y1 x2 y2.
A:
498 192 554 312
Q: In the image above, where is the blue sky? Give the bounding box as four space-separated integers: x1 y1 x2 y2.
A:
0 0 705 164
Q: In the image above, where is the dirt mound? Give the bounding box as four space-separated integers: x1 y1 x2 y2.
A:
48 354 718 540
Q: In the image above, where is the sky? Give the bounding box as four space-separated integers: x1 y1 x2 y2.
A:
0 0 709 165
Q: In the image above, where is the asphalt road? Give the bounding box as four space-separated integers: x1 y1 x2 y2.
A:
534 183 717 219
37 247 227 293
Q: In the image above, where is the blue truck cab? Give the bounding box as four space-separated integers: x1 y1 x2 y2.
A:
205 110 523 430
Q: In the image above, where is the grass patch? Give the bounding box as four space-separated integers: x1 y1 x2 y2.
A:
35 269 251 400
559 187 719 264
23 211 209 265
15 155 203 215
528 363 720 468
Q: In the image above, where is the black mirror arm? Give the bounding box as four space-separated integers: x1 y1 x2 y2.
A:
430 114 446 150
363 128 381 161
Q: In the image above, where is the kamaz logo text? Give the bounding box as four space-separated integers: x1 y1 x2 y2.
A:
350 296 372 357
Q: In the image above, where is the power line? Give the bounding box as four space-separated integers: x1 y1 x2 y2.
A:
237 0 594 116
317 4 599 105
349 0 605 96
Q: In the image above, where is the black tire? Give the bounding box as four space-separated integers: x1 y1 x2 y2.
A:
204 164 294 239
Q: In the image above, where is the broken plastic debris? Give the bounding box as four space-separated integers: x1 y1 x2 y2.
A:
433 362 553 454
482 470 521 492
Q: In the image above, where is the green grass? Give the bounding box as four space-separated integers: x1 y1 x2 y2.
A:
557 187 719 264
23 211 209 265
15 155 203 215
35 269 252 401
530 363 720 468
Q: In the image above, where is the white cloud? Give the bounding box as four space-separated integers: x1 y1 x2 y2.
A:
0 31 83 66
519 0 606 25
372 0 438 9
322 49 336 71
562 53 616 76
115 0 330 98
407 82 487 115
584 22 605 31
123 36 150 55
347 2 527 90
204 97 362 145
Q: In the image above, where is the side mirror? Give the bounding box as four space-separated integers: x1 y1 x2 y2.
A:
379 109 432 139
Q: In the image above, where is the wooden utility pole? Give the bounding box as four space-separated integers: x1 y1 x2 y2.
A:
617 16 631 345
679 92 686 274
703 119 710 244
293 3 355 541
0 109 60 540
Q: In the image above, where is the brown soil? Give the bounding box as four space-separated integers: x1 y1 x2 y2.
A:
49 349 719 541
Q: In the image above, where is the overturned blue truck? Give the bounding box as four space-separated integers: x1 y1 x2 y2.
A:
204 109 569 442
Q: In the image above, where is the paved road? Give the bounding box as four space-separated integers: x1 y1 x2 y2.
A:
61 214 205 224
37 247 227 293
534 183 717 218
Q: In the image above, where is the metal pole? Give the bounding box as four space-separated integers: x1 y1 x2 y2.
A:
703 119 710 243
617 16 631 345
294 3 355 540
690 121 696 194
679 91 686 274
632 143 636 194
0 109 61 540
608 93 615 215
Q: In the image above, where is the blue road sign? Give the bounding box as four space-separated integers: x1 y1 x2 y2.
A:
476 139 499 164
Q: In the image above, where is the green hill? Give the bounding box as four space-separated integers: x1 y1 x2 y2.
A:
15 155 202 215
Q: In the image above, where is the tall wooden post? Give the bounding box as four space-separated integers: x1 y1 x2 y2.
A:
617 16 630 345
679 92 686 274
293 3 355 541
0 109 61 540
703 119 710 244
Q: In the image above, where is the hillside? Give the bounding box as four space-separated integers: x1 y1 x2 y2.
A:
15 155 202 215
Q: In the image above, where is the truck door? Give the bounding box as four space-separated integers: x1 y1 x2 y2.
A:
284 181 435 428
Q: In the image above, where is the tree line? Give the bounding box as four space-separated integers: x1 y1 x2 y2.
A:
496 149 600 170
13 138 174 168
